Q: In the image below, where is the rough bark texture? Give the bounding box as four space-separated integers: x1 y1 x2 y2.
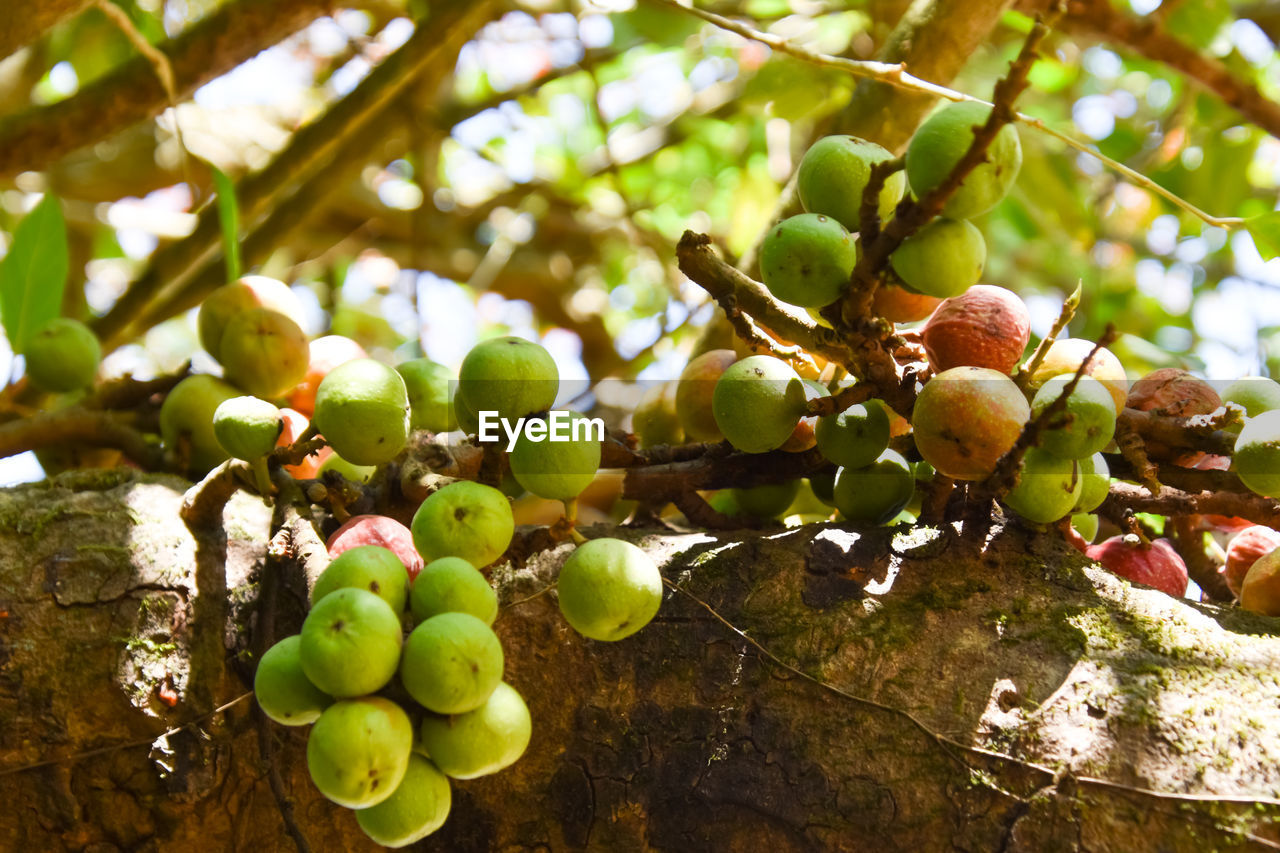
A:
3 472 1280 851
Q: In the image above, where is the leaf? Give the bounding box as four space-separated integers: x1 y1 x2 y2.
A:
0 194 68 354
211 166 241 283
1246 212 1280 262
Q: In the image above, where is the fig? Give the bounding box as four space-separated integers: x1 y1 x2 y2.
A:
219 308 309 399
1126 368 1221 417
508 411 602 501
873 283 942 323
159 374 241 477
676 349 738 442
328 514 424 581
905 100 1022 219
24 318 100 392
312 358 410 466
1222 376 1280 418
1241 547 1280 616
1233 410 1280 499
254 635 332 726
299 587 403 698
1224 525 1280 597
759 213 857 308
307 697 413 808
779 378 828 453
397 357 458 433
410 556 499 626
312 545 410 613
1030 374 1117 460
815 397 891 468
287 335 367 416
632 381 684 447
418 681 531 780
1028 338 1129 414
1002 447 1082 524
889 218 986 299
400 612 503 715
212 396 282 460
457 336 558 423
1074 451 1111 514
355 753 451 847
921 284 1030 375
730 480 801 519
912 366 1030 481
557 537 662 642
411 480 514 568
1086 536 1188 598
198 275 303 362
712 355 808 454
795 135 905 232
832 449 915 525
317 452 375 483
1072 513 1099 543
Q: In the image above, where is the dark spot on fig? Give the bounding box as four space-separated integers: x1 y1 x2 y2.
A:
369 769 379 777
370 581 381 593
455 508 468 521
332 619 345 631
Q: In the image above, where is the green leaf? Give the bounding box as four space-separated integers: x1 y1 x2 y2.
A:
1246 212 1280 261
211 166 241 282
0 194 69 353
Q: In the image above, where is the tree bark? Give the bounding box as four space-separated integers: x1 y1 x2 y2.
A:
3 472 1280 851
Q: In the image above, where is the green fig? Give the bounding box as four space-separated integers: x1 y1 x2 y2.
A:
889 218 986 299
759 213 857 309
905 101 1022 219
24 318 100 392
312 358 410 466
796 135 905 232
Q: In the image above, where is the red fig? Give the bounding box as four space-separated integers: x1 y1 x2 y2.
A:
1086 536 1189 598
1224 525 1280 598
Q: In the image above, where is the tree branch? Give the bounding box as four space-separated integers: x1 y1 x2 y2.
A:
1 0 94 63
0 0 338 177
0 408 160 468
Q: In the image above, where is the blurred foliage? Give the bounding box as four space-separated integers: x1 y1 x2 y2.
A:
0 0 1277 392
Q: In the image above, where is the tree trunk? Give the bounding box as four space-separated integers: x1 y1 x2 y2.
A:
3 472 1280 851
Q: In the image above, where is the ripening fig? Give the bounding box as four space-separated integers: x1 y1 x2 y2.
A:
198 275 303 362
213 396 282 461
400 612 503 715
1086 536 1188 598
796 135 905 232
676 349 738 442
287 335 367 416
457 336 558 423
355 753 452 848
1241 547 1280 616
418 681 531 780
1028 338 1129 414
312 358 410 466
779 378 828 453
312 545 410 614
1224 525 1280 597
557 537 662 642
24 318 101 392
912 366 1030 481
328 514 424 580
759 214 857 308
1074 452 1110 514
307 697 413 808
299 587 403 698
905 101 1022 219
730 480 801 519
873 282 942 323
397 358 458 433
889 219 986 299
508 411 602 501
1233 410 1280 499
1072 513 1099 543
254 635 332 726
712 355 808 454
632 381 684 447
1222 376 1280 419
1030 374 1117 460
410 557 498 625
815 398 891 468
411 480 514 568
219 308 309 399
159 374 241 476
1001 448 1082 524
922 284 1030 375
832 449 915 525
1127 368 1221 417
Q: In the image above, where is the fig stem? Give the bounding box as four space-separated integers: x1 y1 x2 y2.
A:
250 456 274 506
